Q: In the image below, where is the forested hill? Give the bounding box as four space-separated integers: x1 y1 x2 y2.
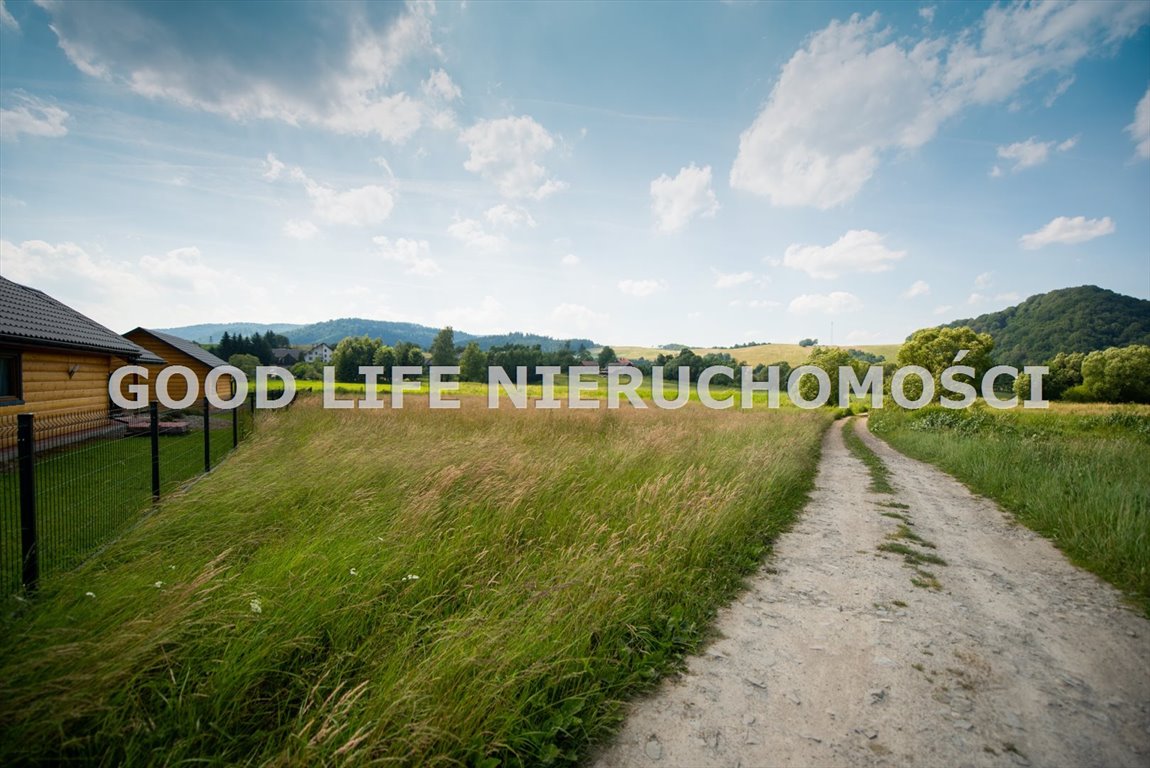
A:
944 286 1150 367
158 317 595 353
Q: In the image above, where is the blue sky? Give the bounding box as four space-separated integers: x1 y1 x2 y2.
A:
1 0 1148 347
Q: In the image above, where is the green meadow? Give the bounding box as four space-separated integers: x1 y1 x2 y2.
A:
0 399 829 766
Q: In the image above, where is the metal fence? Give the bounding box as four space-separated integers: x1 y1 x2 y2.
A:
0 398 257 595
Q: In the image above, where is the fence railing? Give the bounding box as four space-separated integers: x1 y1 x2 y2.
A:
0 397 258 595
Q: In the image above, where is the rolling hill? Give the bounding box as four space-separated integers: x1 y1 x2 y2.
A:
157 318 595 353
607 343 902 367
943 285 1150 367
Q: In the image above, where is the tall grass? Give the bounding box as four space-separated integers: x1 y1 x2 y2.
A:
869 404 1150 613
0 398 829 766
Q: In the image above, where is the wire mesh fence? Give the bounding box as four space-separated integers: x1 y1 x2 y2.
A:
0 395 262 596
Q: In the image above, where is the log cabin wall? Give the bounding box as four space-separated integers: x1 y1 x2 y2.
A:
123 331 233 403
2 347 115 417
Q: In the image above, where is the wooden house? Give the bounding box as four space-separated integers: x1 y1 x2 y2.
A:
122 328 232 403
0 276 164 420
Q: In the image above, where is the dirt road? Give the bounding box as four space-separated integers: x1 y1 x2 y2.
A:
593 418 1150 768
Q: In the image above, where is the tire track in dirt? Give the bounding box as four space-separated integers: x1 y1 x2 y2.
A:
592 417 1150 767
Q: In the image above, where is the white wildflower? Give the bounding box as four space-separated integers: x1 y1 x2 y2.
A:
250 598 262 614
154 581 164 588
349 568 358 576
401 574 420 582
85 591 96 598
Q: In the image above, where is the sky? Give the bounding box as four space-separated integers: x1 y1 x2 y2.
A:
1 0 1148 348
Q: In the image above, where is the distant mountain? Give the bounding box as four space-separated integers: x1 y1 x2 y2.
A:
152 322 303 343
943 286 1150 367
157 317 595 354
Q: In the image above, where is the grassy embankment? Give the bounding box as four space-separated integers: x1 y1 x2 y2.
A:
0 398 831 766
869 404 1150 613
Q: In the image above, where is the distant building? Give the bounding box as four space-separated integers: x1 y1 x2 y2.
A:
123 328 232 404
304 343 334 364
272 348 300 365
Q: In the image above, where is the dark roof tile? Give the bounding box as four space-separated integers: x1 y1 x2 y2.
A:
127 328 228 368
0 276 165 363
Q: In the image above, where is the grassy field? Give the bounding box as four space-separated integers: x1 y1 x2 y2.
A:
0 398 831 766
608 342 902 367
0 410 250 592
868 403 1150 614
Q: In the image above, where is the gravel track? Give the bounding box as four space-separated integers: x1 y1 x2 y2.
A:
592 417 1150 768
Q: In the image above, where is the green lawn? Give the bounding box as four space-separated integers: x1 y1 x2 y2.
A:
1 408 253 593
868 404 1150 614
0 398 830 766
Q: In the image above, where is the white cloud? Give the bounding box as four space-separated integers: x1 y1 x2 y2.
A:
918 6 935 24
618 278 666 298
561 253 580 266
650 163 719 233
1 0 18 31
0 92 69 141
283 219 318 240
304 180 394 226
42 3 437 143
448 217 507 254
262 152 285 180
435 295 505 334
933 304 953 316
782 229 905 279
1045 75 1076 107
0 239 273 329
787 291 863 314
967 292 986 305
459 115 565 199
550 303 608 335
272 162 395 227
903 279 930 298
993 136 1075 174
1019 215 1116 249
974 271 993 289
484 203 536 229
1128 85 1150 159
730 5 1149 208
373 236 440 276
421 68 461 102
713 270 754 289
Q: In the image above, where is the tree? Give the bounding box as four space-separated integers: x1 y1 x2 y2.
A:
460 342 487 382
372 345 397 379
291 361 322 380
896 326 994 402
332 335 382 382
430 327 458 367
1015 351 1085 400
798 338 818 348
228 353 260 378
796 347 863 405
1080 344 1150 403
596 346 617 368
754 360 791 383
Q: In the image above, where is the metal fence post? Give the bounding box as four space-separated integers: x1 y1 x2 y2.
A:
150 402 160 501
203 397 211 473
17 413 38 593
